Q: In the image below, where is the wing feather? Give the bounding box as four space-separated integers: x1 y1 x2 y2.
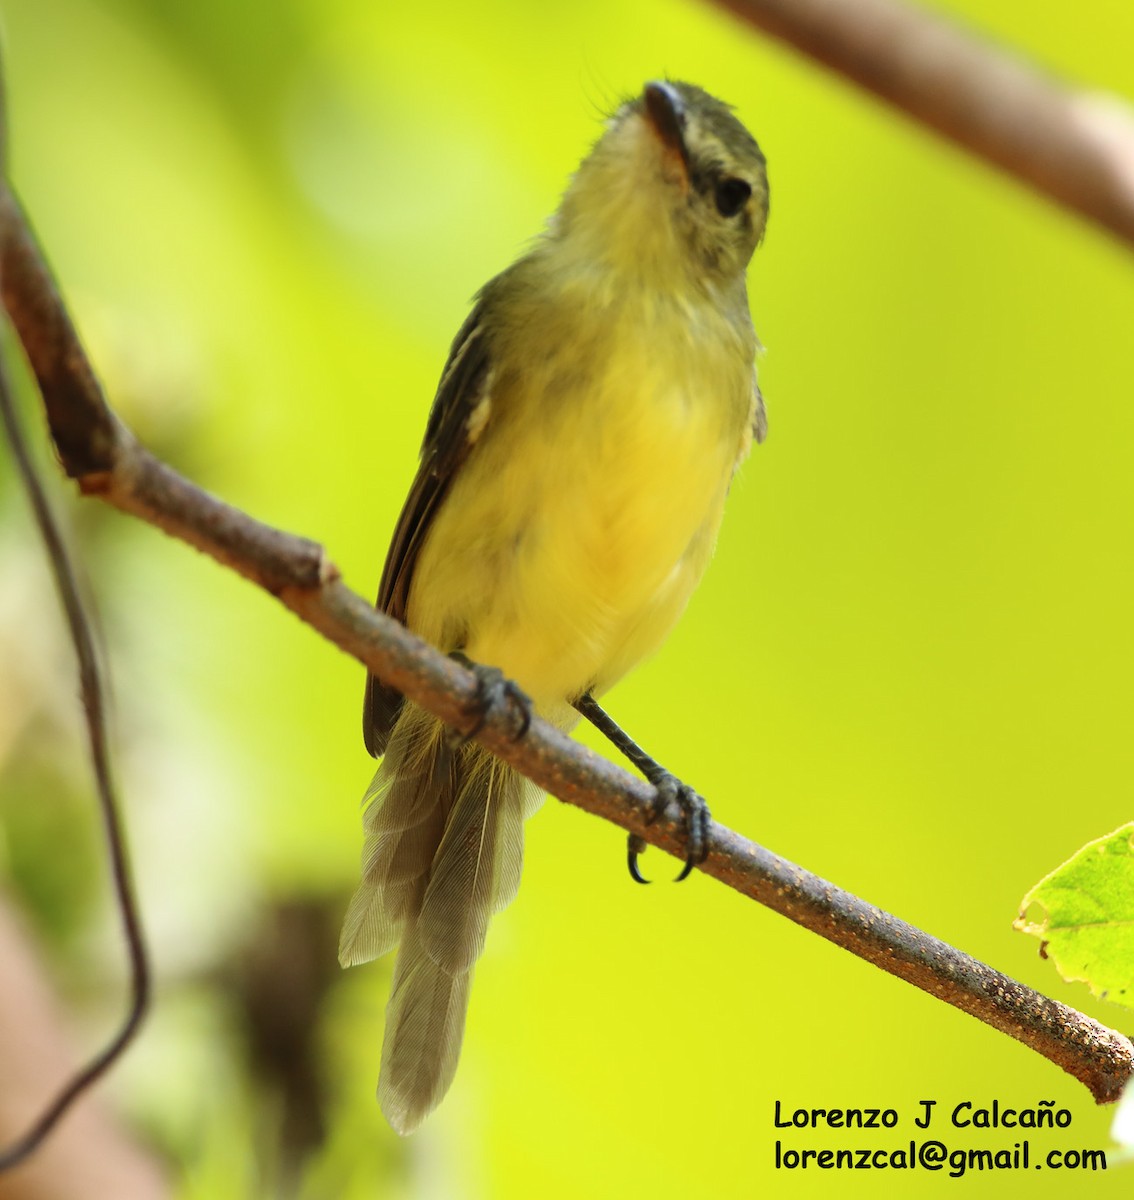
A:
363 302 494 755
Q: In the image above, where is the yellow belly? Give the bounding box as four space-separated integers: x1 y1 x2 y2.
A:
406 309 752 726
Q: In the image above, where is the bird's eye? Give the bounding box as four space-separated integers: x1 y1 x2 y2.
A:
714 177 751 218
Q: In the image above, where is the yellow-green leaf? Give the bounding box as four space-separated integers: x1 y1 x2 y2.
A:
1016 823 1134 1008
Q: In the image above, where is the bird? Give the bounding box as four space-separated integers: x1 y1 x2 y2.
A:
339 79 770 1135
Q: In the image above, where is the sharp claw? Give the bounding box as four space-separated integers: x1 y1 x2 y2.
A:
627 834 651 884
509 683 532 739
641 771 710 883
446 653 532 745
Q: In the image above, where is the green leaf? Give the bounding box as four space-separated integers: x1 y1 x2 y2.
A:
1015 823 1134 1009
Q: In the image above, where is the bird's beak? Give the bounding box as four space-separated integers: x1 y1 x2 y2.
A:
642 82 691 181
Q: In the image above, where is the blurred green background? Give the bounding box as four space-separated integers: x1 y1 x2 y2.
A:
0 0 1132 1195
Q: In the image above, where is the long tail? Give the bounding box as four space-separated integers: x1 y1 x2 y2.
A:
339 702 538 1135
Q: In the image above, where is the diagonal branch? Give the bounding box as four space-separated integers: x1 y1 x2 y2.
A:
0 183 1130 1109
712 0 1134 247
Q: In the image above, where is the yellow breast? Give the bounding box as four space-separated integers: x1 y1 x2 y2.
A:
408 285 755 721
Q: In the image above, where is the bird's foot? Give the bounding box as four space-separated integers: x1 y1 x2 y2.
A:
446 652 532 747
628 770 711 884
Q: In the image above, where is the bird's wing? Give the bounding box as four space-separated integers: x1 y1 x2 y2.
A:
364 301 494 756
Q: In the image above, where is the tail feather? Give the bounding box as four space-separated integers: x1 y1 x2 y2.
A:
378 921 471 1136
339 706 453 966
491 773 526 915
340 700 537 1133
418 756 527 973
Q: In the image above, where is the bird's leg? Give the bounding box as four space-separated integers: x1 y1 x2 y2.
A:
446 651 532 746
572 693 710 884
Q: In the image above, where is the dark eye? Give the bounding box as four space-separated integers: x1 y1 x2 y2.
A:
714 177 751 218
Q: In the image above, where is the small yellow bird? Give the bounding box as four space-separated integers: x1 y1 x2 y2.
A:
340 80 769 1134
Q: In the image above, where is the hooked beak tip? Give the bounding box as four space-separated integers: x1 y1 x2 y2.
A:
642 81 688 167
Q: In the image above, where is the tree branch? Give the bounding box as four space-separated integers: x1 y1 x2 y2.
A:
0 900 168 1197
0 204 149 1169
712 0 1134 247
0 184 1130 1108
